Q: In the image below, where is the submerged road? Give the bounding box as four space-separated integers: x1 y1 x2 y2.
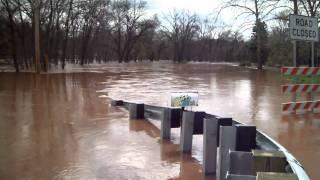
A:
0 61 319 179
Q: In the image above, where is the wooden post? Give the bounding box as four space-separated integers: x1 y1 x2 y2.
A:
293 41 297 67
312 42 315 67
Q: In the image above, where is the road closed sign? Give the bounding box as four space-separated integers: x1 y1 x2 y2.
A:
290 14 319 42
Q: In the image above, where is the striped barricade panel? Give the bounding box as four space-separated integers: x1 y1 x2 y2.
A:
282 100 320 113
281 67 320 76
282 84 320 94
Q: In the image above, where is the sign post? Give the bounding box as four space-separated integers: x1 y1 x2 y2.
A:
285 15 319 113
293 41 297 67
289 14 319 66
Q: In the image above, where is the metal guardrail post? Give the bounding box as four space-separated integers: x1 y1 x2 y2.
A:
180 111 205 152
168 108 182 128
193 112 205 134
218 126 237 180
215 117 233 146
229 151 253 175
180 111 195 153
160 108 171 139
116 100 308 180
203 117 218 174
129 103 144 119
235 125 256 151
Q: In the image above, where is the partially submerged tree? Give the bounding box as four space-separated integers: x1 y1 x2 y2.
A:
111 0 157 62
1 0 19 72
267 10 291 66
162 10 200 62
0 0 309 71
250 20 269 65
197 17 216 61
221 0 289 69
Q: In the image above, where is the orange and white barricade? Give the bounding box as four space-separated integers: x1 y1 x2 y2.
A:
281 67 319 114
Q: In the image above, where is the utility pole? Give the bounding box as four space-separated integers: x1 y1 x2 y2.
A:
34 0 41 73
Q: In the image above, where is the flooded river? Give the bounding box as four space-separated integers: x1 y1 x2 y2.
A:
0 61 319 179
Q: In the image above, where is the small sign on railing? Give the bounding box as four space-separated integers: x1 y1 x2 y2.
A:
170 92 199 107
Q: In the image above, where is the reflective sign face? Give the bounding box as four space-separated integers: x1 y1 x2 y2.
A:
170 92 199 107
289 14 319 42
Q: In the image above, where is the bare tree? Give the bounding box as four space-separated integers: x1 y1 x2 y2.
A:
162 10 199 62
1 0 19 72
78 0 110 65
15 0 29 69
111 0 156 62
61 0 73 69
0 0 298 71
221 0 289 69
298 0 320 17
197 17 216 61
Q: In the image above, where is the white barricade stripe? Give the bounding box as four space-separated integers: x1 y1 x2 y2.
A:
282 100 320 113
282 84 320 93
281 67 320 76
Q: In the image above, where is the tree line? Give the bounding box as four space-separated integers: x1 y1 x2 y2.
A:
0 0 319 72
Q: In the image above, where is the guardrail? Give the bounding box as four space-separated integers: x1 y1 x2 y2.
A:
111 99 309 180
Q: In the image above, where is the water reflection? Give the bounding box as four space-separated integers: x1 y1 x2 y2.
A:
1 62 320 179
129 118 214 180
96 62 319 179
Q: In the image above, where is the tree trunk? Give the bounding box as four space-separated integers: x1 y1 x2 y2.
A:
4 0 19 72
80 25 92 65
61 0 73 69
255 0 263 70
45 0 54 68
256 27 262 69
17 0 28 69
116 27 123 63
53 15 61 66
71 25 76 63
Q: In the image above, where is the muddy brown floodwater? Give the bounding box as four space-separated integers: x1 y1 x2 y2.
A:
0 61 319 180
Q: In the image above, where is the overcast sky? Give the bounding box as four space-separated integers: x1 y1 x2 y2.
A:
144 0 290 39
145 0 253 38
146 0 220 16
